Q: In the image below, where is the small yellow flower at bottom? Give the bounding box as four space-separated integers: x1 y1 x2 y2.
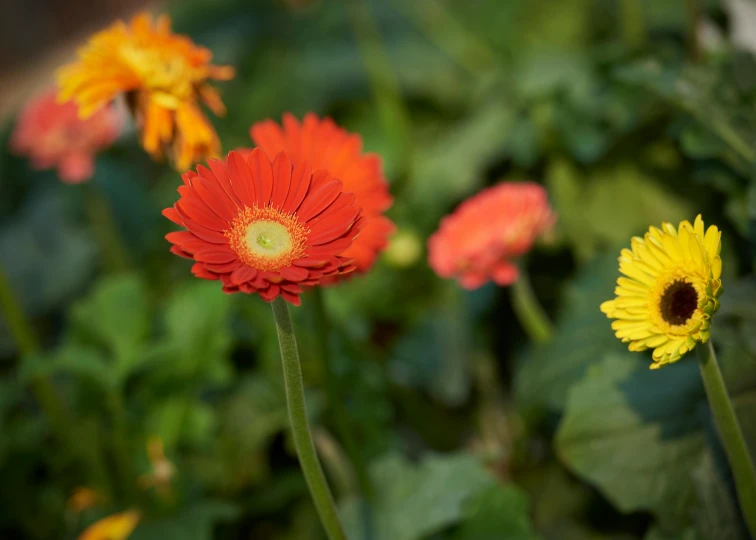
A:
78 510 140 540
600 215 723 369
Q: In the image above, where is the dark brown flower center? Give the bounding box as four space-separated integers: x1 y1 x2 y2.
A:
660 280 698 325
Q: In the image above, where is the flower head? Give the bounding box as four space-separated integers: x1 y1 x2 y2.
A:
78 510 140 540
165 149 364 305
57 12 234 170
600 215 723 369
10 90 122 184
250 113 394 277
428 182 555 289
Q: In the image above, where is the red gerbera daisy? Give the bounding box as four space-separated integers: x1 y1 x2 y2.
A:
10 89 122 184
164 148 364 305
428 182 555 290
250 113 395 277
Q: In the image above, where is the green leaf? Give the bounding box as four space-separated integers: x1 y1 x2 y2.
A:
691 447 748 540
70 274 150 382
130 499 239 540
21 347 117 391
161 281 233 385
340 453 494 540
556 354 706 527
452 483 539 540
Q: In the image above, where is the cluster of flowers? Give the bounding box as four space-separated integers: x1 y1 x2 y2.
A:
9 9 732 540
12 12 723 372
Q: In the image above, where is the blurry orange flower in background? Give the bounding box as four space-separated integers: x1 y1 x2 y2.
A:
164 149 364 305
10 90 122 184
251 113 395 277
77 510 140 540
428 182 555 289
57 12 234 171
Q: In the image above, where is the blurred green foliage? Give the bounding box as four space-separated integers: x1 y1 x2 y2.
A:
1 0 756 538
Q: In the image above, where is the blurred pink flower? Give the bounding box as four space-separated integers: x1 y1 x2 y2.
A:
428 182 556 289
10 89 122 184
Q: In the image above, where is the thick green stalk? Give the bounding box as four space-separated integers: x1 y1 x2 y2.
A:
271 297 346 540
510 270 553 344
84 184 131 274
697 340 756 536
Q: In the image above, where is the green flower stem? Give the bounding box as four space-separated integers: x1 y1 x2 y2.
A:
0 263 38 357
697 340 756 536
686 0 700 62
619 0 647 50
271 297 346 540
0 263 70 438
84 184 131 274
510 269 553 344
344 0 412 176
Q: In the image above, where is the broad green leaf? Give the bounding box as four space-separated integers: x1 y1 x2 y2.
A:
130 499 239 540
556 354 706 527
161 281 233 385
452 483 539 540
340 453 494 540
70 274 150 382
691 448 747 540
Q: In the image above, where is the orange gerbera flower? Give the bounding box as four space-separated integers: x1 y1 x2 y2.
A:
250 113 395 276
10 90 122 184
57 12 234 171
428 182 555 289
164 149 364 305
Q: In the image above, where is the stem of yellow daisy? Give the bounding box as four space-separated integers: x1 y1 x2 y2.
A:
84 184 131 274
271 297 347 540
697 340 756 536
510 269 553 344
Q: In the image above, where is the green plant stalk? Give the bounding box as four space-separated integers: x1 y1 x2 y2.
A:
0 263 37 356
686 0 700 62
271 297 346 540
344 0 412 175
510 270 553 344
619 0 647 49
84 184 131 274
0 263 71 441
697 340 756 536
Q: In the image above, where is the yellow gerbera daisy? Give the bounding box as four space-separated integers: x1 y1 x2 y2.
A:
600 215 723 369
57 12 234 170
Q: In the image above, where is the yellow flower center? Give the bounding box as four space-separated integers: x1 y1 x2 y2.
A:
119 44 194 106
225 206 309 271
